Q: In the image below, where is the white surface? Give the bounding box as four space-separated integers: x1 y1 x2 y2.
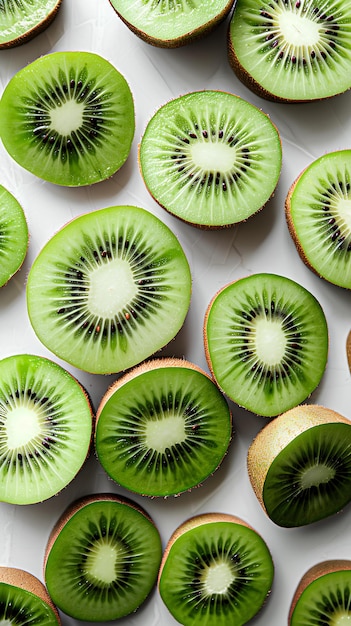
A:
0 1 351 625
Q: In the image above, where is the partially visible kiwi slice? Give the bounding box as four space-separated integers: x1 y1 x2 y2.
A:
139 90 282 228
158 512 274 626
95 357 232 497
44 493 162 621
286 149 351 289
26 205 191 375
0 0 62 48
247 405 351 527
0 566 60 625
0 51 135 186
0 353 93 504
204 273 328 417
0 184 28 287
228 0 351 102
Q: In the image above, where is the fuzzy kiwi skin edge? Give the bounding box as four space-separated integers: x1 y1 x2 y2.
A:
0 566 61 623
0 0 63 49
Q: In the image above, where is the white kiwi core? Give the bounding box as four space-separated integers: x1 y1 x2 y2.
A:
145 415 186 453
278 11 320 46
50 100 85 134
253 318 287 366
87 259 137 317
190 142 235 173
300 463 336 490
85 541 118 584
333 614 351 625
202 561 234 595
5 406 41 449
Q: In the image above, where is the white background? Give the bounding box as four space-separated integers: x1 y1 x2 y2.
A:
0 1 351 624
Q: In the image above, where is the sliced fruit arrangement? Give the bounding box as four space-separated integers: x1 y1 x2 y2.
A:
228 0 351 102
0 566 60 625
286 149 351 289
139 90 282 228
44 493 162 621
204 273 328 417
95 357 232 497
26 205 191 374
247 404 351 527
108 0 234 48
0 51 135 186
0 353 93 505
0 0 62 48
158 512 274 626
0 184 28 287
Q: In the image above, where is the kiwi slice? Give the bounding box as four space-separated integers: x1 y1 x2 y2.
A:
0 353 93 505
0 0 62 48
44 493 162 621
247 404 351 527
0 184 28 287
204 273 328 417
0 566 60 625
0 51 135 186
228 0 351 103
26 205 191 375
139 90 282 228
95 357 232 497
158 512 274 626
286 150 351 289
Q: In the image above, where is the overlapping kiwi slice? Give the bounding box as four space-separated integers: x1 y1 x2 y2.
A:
26 205 192 375
228 0 351 102
0 185 28 287
286 149 351 289
158 512 274 626
0 0 62 48
0 51 135 186
44 493 162 621
0 353 93 505
247 405 351 527
95 357 232 497
204 273 328 417
139 90 282 228
0 567 60 625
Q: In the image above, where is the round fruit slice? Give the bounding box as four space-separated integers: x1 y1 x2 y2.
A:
0 51 135 186
0 567 60 625
286 150 351 289
44 493 162 622
0 353 93 505
0 0 62 48
228 0 351 103
247 405 351 527
158 513 274 626
139 90 282 228
95 358 232 497
26 205 191 375
204 273 328 417
0 184 28 287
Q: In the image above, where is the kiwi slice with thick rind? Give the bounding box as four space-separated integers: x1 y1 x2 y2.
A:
0 0 62 48
158 512 274 626
26 205 191 375
0 566 60 624
95 357 232 497
286 150 351 289
0 184 28 287
228 0 351 103
204 273 328 417
44 493 162 621
0 51 135 186
139 90 282 228
247 405 351 527
0 353 93 505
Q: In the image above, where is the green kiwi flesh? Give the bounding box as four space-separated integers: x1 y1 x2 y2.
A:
44 493 162 621
0 184 28 287
0 353 93 505
26 205 192 375
0 0 62 48
204 273 328 417
0 567 60 624
228 0 351 102
0 51 135 186
158 513 274 626
286 149 351 289
95 358 232 497
139 90 282 228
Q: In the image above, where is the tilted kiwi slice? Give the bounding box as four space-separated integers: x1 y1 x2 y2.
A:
0 353 93 505
247 405 351 527
95 357 232 497
0 0 62 48
204 273 328 417
0 184 28 287
158 512 274 626
228 0 351 102
0 567 60 625
286 149 351 289
26 205 191 375
0 51 135 186
44 493 162 621
139 90 282 228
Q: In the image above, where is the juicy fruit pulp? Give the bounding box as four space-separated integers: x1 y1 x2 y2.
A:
0 185 28 287
0 51 135 186
0 0 62 48
0 567 60 625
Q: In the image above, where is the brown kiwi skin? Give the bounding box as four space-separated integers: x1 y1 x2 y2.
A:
0 0 63 49
0 566 61 623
